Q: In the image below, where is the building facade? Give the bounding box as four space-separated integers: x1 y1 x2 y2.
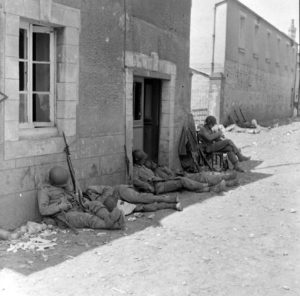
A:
0 0 192 229
190 0 298 125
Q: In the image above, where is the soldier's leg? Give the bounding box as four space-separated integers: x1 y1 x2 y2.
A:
115 185 177 203
134 202 181 212
63 211 108 229
83 201 125 229
186 172 223 186
154 180 183 194
179 177 210 192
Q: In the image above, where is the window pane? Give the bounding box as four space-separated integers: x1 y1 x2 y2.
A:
19 94 28 123
33 32 50 61
19 62 28 91
33 94 50 122
33 64 50 91
133 82 142 120
19 29 28 59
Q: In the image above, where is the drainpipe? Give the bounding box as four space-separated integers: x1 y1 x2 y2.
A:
211 0 227 74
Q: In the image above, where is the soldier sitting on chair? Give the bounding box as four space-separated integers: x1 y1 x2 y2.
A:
198 116 251 172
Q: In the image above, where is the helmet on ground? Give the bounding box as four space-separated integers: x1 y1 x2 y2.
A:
132 149 148 165
49 166 70 186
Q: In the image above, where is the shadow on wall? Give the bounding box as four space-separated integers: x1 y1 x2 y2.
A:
0 159 272 276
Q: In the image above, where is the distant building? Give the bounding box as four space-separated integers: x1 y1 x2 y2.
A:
0 0 192 229
190 0 298 125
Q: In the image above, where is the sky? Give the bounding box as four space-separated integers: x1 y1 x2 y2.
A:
238 0 299 42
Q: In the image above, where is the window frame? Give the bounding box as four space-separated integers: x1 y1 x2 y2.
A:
19 21 56 129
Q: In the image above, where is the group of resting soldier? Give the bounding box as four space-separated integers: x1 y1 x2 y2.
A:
38 115 250 231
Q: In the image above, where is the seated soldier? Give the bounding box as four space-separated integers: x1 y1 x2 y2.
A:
198 116 250 172
38 166 125 230
132 149 226 194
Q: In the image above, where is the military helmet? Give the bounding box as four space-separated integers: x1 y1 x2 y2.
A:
49 166 70 186
205 115 217 127
132 149 148 165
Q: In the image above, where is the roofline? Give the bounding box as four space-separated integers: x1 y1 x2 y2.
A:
225 0 298 45
189 68 211 78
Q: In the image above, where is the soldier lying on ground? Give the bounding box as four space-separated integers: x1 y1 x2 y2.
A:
198 115 251 172
87 185 183 212
132 149 227 194
38 166 125 230
144 159 239 188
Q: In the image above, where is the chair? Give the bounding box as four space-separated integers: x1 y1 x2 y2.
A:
196 131 229 171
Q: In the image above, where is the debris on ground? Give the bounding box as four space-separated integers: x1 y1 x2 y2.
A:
127 217 137 221
7 236 57 253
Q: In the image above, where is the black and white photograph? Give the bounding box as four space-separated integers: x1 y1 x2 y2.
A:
0 0 299 295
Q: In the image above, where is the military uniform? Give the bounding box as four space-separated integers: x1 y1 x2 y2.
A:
38 184 125 230
133 164 209 194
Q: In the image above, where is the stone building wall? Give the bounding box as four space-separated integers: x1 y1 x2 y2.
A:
0 0 191 229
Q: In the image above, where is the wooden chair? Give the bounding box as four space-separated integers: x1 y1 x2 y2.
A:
196 131 229 171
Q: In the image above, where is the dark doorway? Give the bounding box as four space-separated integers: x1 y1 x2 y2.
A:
133 77 162 163
143 79 161 162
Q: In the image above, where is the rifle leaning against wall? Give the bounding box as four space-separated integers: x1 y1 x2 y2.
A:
62 132 86 211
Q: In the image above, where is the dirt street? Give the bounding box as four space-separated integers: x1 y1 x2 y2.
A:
1 120 300 296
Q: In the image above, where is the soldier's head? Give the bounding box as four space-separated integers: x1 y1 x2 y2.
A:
49 166 70 187
132 149 148 165
205 115 217 128
144 159 158 170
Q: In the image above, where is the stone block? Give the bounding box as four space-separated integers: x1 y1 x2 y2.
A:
57 62 79 83
5 57 18 79
0 167 36 195
0 159 16 170
76 157 100 180
5 120 18 141
101 172 125 187
4 0 24 15
100 153 125 175
15 157 36 168
160 113 171 128
56 100 77 119
0 191 40 230
62 7 80 28
39 0 52 22
4 100 19 121
56 118 76 136
77 135 124 158
5 137 64 159
5 14 19 36
51 3 65 25
4 79 18 100
5 35 18 58
23 0 39 20
34 153 66 166
57 44 79 64
57 27 80 46
57 83 78 101
125 51 134 67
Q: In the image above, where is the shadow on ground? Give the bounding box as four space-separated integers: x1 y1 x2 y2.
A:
0 158 272 276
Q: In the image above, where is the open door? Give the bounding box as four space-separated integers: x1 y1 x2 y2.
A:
133 77 161 163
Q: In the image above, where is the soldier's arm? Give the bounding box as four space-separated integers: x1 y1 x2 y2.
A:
198 127 222 142
37 188 63 216
133 167 154 192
